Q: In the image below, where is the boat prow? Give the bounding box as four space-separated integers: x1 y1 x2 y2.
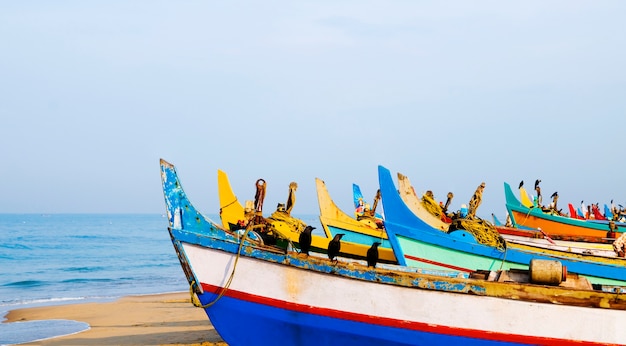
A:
217 169 246 231
316 178 396 263
396 172 449 232
160 159 226 235
519 186 534 208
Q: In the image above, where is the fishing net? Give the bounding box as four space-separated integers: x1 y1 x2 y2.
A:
453 218 506 250
421 193 443 218
267 210 307 234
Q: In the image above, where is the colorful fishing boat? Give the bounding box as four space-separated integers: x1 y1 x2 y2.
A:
396 173 615 256
504 181 623 241
378 165 626 286
490 214 615 256
160 159 626 345
316 178 396 263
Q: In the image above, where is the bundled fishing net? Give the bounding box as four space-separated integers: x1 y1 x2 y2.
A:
445 182 506 249
454 217 506 250
421 191 444 218
267 209 307 234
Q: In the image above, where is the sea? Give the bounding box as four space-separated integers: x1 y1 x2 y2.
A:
0 213 322 345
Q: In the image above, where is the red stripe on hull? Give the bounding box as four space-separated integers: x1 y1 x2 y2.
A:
404 254 473 272
199 282 601 346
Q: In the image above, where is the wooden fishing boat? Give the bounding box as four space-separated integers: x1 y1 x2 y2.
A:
316 178 396 264
497 233 616 257
160 160 626 345
378 165 626 286
397 173 615 255
504 181 623 241
491 214 615 256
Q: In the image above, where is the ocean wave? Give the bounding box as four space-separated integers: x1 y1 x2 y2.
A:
61 278 114 284
127 261 180 270
66 234 112 240
0 243 31 250
3 280 46 288
0 296 88 308
63 266 106 273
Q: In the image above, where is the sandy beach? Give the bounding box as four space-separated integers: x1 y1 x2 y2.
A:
4 292 227 346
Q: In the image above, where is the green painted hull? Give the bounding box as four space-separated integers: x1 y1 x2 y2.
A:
397 235 624 286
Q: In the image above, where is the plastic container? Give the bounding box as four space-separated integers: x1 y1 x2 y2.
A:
529 259 566 285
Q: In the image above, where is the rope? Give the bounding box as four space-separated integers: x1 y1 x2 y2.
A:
498 239 509 270
267 210 307 234
458 218 507 250
421 193 443 218
221 197 239 210
517 207 534 227
189 228 251 308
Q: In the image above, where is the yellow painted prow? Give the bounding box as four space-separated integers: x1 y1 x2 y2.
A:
316 178 387 239
315 178 396 263
217 169 246 230
519 187 534 208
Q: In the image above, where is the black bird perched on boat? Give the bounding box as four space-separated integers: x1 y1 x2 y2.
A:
519 180 524 189
327 234 344 262
367 242 381 268
298 226 315 256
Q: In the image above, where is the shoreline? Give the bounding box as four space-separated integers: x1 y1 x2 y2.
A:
2 292 226 345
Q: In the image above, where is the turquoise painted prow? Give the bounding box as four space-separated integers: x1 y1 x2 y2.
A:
352 183 364 210
605 205 613 220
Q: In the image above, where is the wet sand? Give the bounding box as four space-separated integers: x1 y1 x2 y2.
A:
4 292 227 345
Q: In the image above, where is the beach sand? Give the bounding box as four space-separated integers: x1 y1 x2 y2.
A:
4 292 227 346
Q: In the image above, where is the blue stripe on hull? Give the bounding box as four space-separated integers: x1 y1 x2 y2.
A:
198 291 539 346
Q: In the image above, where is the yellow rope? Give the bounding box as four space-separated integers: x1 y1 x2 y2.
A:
421 193 443 218
189 228 250 308
267 210 307 233
517 207 534 227
458 218 506 250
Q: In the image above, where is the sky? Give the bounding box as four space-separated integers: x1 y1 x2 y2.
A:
1 1 625 220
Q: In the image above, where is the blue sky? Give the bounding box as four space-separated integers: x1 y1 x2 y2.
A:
1 2 625 220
